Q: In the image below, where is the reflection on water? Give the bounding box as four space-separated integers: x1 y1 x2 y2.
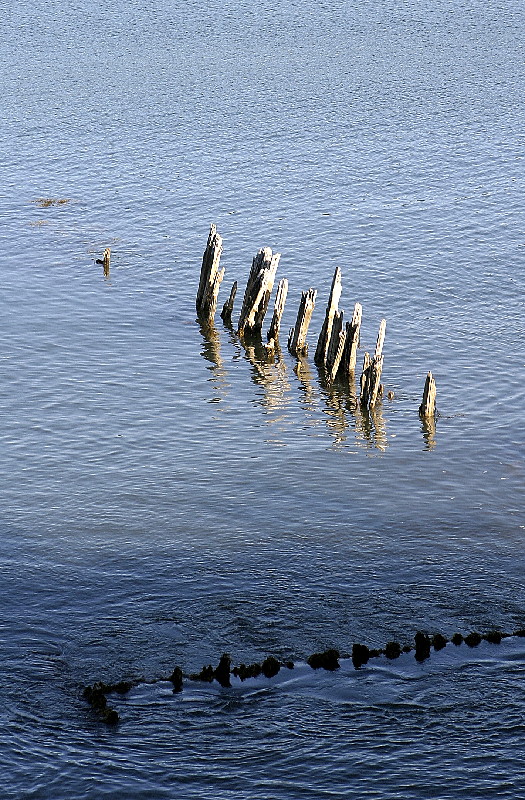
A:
243 339 292 415
199 321 230 402
199 321 391 451
421 413 437 451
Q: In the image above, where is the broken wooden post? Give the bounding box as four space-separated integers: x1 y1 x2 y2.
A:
196 224 225 325
341 302 362 374
360 319 386 408
419 371 437 417
325 310 346 383
220 281 237 324
267 278 288 342
288 288 317 357
238 247 280 337
314 267 342 368
96 248 111 276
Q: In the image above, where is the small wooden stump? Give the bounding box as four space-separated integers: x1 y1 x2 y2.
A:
288 288 317 357
419 371 437 417
238 247 280 337
96 248 111 276
220 281 237 324
196 224 225 325
360 319 386 408
341 302 362 374
267 278 288 342
314 267 342 367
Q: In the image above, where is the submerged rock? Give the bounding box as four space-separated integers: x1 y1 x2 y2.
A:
464 631 482 647
261 656 281 678
432 633 448 651
484 630 504 645
190 664 214 682
214 653 231 688
307 649 340 671
414 632 431 662
169 667 183 693
384 641 401 660
232 662 262 681
351 643 370 669
101 707 119 725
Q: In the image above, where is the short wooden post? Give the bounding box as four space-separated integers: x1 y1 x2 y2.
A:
360 319 386 408
96 248 111 276
267 278 288 342
325 310 347 383
314 267 342 367
196 224 225 324
419 371 437 417
341 302 362 374
220 281 237 323
238 247 280 337
288 288 317 357
102 248 110 275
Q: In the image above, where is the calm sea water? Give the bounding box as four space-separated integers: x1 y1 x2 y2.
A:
1 0 524 797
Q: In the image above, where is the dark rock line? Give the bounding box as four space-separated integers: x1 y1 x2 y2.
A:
83 627 525 725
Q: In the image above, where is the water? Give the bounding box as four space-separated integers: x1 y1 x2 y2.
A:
1 0 524 796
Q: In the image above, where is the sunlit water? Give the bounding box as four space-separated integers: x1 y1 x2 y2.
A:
1 0 524 797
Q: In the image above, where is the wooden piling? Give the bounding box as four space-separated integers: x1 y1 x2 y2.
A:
419 371 437 417
288 288 317 357
102 248 110 275
340 302 362 374
314 267 342 368
267 278 288 342
196 224 225 324
238 247 280 337
360 319 386 408
325 310 346 383
220 281 237 323
96 248 111 276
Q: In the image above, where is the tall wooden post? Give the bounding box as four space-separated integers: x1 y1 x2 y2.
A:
238 247 280 337
341 302 362 374
419 371 437 417
196 224 225 325
314 267 342 368
267 278 288 342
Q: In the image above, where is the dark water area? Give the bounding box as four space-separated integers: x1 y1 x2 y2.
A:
1 0 524 797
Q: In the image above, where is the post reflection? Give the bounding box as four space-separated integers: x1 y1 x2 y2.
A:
243 338 292 415
421 413 437 451
317 369 388 451
198 320 229 401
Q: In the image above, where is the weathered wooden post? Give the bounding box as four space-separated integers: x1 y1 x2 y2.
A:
238 247 280 337
288 288 317 357
196 224 225 325
360 319 386 408
220 281 237 323
96 248 111 276
314 267 342 368
325 310 347 383
419 371 437 417
267 278 288 342
341 302 363 374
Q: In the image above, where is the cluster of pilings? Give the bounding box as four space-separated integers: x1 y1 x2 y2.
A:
196 225 437 417
83 626 525 724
